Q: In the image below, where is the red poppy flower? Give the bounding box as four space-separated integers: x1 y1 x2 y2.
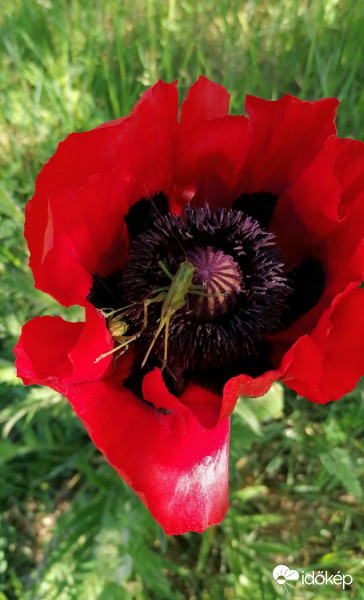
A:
15 77 364 534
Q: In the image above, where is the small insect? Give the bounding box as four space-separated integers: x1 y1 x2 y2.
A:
94 305 142 364
95 260 226 370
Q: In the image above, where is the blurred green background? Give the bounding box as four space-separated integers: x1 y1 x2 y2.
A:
1 0 364 598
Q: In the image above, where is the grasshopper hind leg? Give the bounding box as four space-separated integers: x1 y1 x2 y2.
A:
94 333 141 363
161 312 171 372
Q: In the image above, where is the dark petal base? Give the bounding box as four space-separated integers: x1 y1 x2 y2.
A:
124 191 169 239
233 191 278 229
283 258 326 327
87 270 124 310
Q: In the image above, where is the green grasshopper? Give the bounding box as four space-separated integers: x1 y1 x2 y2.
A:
95 260 225 370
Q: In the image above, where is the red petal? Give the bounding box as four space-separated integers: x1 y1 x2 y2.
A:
180 76 230 128
180 383 223 429
16 330 229 534
142 368 183 412
317 288 364 400
223 369 281 406
317 137 364 298
271 142 341 264
26 172 131 307
280 335 323 400
14 305 115 386
68 304 116 382
65 375 230 535
26 81 178 307
14 316 83 385
175 115 249 210
323 201 364 302
267 136 364 342
282 287 364 403
143 369 226 430
328 137 364 217
242 95 339 193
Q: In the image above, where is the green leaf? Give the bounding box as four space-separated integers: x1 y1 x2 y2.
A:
234 485 269 502
0 440 32 463
319 448 362 498
235 382 284 434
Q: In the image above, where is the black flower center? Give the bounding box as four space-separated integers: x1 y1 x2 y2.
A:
114 202 289 393
87 193 326 396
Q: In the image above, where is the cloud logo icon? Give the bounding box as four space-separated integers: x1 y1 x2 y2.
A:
273 564 299 587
